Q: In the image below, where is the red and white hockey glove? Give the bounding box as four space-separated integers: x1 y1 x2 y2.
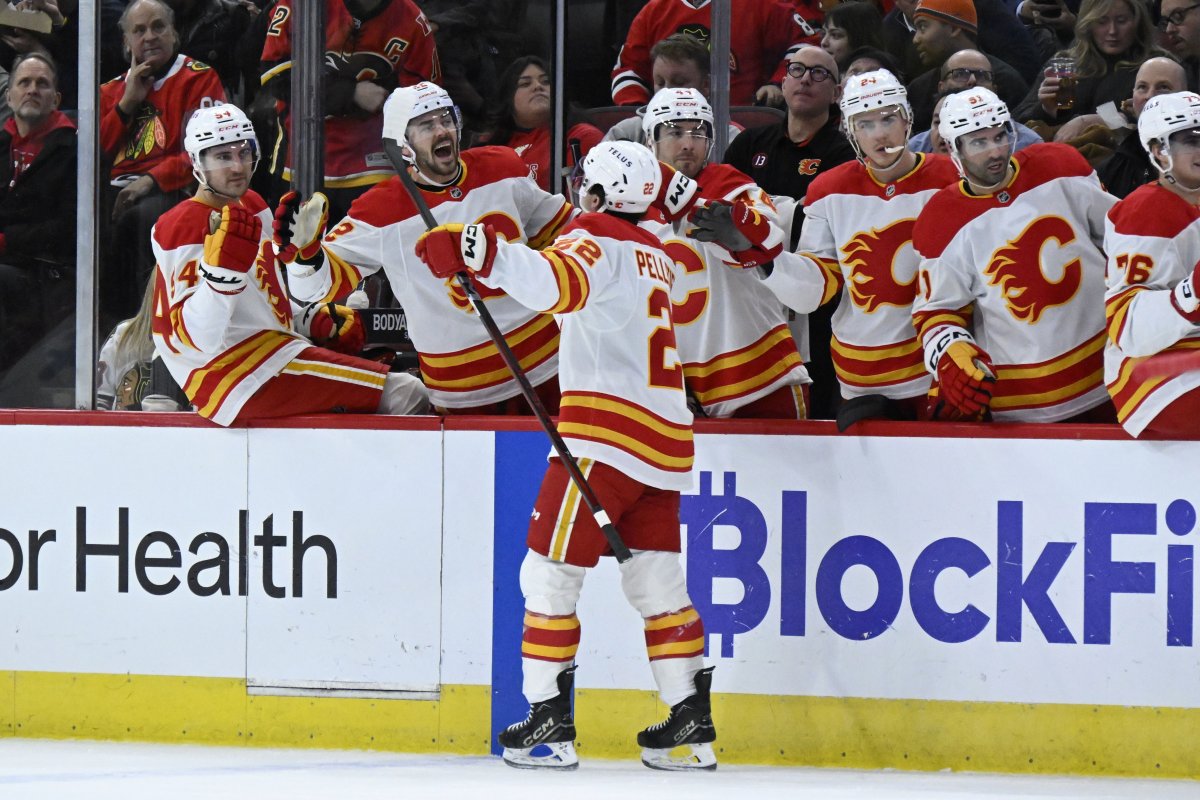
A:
687 199 783 267
1171 258 1200 324
296 302 365 355
652 162 700 223
272 190 329 265
925 327 995 417
414 223 497 280
200 205 262 294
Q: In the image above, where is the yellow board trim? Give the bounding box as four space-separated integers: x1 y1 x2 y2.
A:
4 671 1199 778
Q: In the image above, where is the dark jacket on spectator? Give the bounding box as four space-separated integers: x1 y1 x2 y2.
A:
907 55 1030 132
1014 54 1138 125
175 0 258 103
1096 130 1155 200
0 111 77 268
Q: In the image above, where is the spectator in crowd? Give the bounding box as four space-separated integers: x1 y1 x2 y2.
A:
100 0 226 320
152 103 429 426
260 0 440 221
723 45 857 420
475 55 603 194
884 0 1041 85
1017 0 1081 63
821 1 885 74
908 57 1045 151
0 51 75 378
1103 91 1200 437
911 88 1116 423
1158 0 1200 90
642 87 811 419
907 0 1030 130
842 46 906 82
1014 0 1167 126
1097 56 1188 198
610 0 821 108
601 34 741 147
164 0 260 104
1 0 77 108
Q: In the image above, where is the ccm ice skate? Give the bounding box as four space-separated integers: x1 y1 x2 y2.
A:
498 666 578 769
637 666 717 771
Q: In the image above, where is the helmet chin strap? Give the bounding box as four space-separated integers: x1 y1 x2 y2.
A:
1159 144 1200 194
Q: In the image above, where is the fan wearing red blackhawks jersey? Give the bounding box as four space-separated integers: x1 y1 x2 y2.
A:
415 141 717 773
641 87 809 419
743 70 959 426
152 104 428 426
611 0 821 107
910 88 1116 423
1103 91 1200 438
277 82 572 414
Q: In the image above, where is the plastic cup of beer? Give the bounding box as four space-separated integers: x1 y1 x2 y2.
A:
1049 56 1076 112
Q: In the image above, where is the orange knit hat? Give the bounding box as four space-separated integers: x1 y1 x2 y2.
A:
913 0 978 36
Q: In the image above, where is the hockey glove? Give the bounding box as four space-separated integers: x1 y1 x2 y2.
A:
296 302 365 355
273 190 329 264
200 205 262 293
1171 258 1200 324
687 199 783 267
652 162 700 222
925 329 995 417
414 223 497 280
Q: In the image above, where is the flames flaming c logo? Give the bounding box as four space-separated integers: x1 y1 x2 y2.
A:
984 216 1082 324
841 218 918 312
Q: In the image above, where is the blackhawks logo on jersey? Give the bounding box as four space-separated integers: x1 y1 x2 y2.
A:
985 216 1082 324
116 106 167 165
842 218 918 312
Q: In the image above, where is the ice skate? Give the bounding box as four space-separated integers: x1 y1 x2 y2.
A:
637 666 717 771
498 666 578 770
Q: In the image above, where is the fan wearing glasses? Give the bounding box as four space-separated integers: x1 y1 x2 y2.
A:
1160 0 1200 85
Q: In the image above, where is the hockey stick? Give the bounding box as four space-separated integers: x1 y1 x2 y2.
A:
1129 348 1200 384
395 163 633 564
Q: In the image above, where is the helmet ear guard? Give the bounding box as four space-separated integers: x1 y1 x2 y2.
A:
581 140 661 214
1138 91 1200 189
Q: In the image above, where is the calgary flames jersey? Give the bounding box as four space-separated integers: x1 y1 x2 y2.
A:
100 55 226 192
765 153 960 401
150 192 308 426
289 147 572 409
260 0 440 188
479 212 693 490
1103 182 1200 435
610 0 820 106
645 162 807 417
912 144 1113 422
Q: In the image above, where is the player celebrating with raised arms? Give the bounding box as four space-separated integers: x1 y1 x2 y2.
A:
150 104 428 425
1103 92 1200 437
640 87 810 419
415 141 717 772
910 88 1115 423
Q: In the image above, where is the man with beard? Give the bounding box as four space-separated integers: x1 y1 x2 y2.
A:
274 81 575 415
911 88 1115 423
1160 0 1200 91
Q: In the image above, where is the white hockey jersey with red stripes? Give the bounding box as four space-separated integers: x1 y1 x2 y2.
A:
765 153 960 400
911 144 1113 422
150 191 310 426
645 162 807 417
1103 181 1200 435
290 146 573 409
478 212 694 490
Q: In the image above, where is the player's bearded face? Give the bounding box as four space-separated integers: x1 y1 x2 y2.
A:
652 119 711 178
958 125 1014 186
199 141 257 197
407 109 460 181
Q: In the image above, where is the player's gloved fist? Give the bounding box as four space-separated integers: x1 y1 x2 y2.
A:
414 223 497 280
296 302 365 355
687 199 782 267
934 340 995 417
273 190 329 264
1170 257 1200 324
652 161 700 222
199 205 262 293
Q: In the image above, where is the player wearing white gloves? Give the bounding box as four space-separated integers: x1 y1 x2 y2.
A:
415 141 716 772
910 88 1115 423
1103 92 1200 437
149 103 428 425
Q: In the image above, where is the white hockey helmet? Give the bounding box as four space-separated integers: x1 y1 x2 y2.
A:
184 103 259 193
1138 91 1200 182
382 81 462 162
642 87 715 144
581 140 660 214
839 69 911 166
937 88 1015 180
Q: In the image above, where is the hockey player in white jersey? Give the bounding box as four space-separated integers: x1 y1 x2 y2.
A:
150 104 428 425
704 70 959 427
640 87 810 419
415 141 716 772
272 81 573 414
1103 91 1200 437
910 88 1116 423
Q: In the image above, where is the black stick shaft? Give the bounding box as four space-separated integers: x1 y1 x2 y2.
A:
397 166 632 563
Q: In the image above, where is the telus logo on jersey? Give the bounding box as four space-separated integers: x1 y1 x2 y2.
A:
0 507 340 599
682 471 1197 657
